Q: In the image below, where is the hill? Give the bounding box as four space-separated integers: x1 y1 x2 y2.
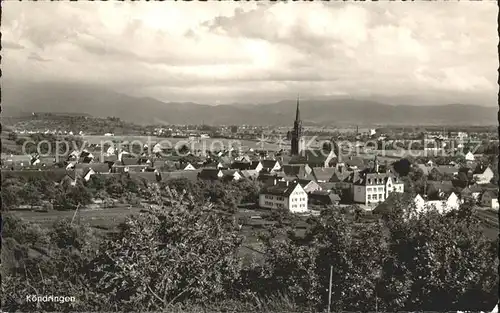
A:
2 82 496 126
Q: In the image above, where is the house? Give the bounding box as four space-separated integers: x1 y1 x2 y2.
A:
460 186 482 203
79 151 94 163
129 171 162 184
59 170 78 188
105 146 116 155
181 162 197 171
221 170 243 181
296 179 322 194
81 163 112 181
345 156 365 170
468 184 484 201
352 172 404 205
430 166 459 179
309 190 341 206
121 157 140 166
161 170 201 182
413 192 462 214
465 151 475 162
39 156 56 167
234 155 252 163
416 164 430 176
230 161 263 172
372 193 416 215
30 155 41 166
289 149 336 168
257 173 285 186
103 154 118 164
473 165 494 185
310 167 337 183
260 160 281 173
282 164 312 179
111 164 149 173
258 181 308 213
480 190 499 209
68 150 80 160
66 161 78 170
426 181 455 199
205 161 225 169
152 143 162 155
82 168 96 181
317 182 337 192
329 168 352 186
138 157 153 166
240 170 259 180
198 168 224 180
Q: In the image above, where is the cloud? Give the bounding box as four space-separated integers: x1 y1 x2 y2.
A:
2 41 25 50
28 52 51 62
1 1 497 105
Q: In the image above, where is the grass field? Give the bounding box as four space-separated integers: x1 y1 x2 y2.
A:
4 207 144 233
6 206 497 243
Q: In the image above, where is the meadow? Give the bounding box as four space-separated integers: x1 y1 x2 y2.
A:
7 205 498 241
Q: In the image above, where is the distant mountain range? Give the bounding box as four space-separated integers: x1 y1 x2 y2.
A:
2 82 497 126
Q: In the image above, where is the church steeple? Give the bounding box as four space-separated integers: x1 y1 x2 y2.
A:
295 94 301 122
291 94 302 156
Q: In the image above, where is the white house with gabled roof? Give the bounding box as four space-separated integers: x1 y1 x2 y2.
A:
413 192 462 214
465 151 475 162
259 181 308 213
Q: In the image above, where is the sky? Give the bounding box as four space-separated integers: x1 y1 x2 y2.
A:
2 1 498 105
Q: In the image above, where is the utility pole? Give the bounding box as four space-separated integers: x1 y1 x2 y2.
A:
71 203 81 225
327 265 333 313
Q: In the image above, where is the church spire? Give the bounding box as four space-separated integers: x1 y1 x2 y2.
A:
291 94 302 156
295 94 301 122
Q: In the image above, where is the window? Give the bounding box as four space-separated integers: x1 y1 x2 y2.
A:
367 187 372 192
367 195 372 200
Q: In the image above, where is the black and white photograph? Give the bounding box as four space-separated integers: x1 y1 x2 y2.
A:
1 1 499 312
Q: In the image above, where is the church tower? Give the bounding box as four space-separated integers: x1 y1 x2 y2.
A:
291 95 302 155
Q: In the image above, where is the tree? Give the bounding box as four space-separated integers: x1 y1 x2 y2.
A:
55 182 92 210
178 144 190 155
8 132 18 141
88 202 243 311
378 206 498 311
1 185 21 210
17 184 42 208
87 174 107 191
453 172 469 189
392 159 412 177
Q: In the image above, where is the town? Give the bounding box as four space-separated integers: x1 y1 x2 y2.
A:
3 100 499 312
3 98 498 215
2 1 498 312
